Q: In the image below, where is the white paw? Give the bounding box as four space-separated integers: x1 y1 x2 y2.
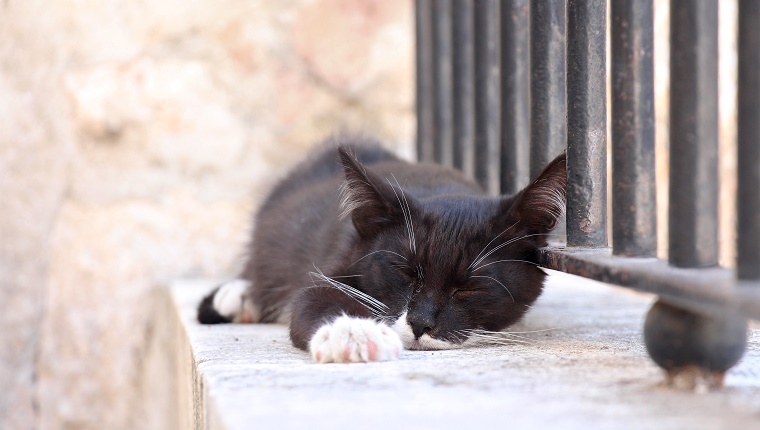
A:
309 315 403 363
212 279 256 323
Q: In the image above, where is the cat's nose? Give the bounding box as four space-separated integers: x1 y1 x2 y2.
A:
408 314 435 339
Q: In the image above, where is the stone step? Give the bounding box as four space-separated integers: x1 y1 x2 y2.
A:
160 272 760 429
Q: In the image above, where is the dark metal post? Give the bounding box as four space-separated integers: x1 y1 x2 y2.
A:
416 0 435 162
452 0 475 178
500 0 531 195
668 0 719 268
566 0 607 248
432 0 454 166
737 0 760 280
530 0 566 180
474 0 501 195
611 0 657 256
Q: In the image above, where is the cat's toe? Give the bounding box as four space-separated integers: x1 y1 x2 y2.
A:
309 315 402 363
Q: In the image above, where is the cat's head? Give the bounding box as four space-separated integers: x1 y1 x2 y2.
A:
337 147 566 350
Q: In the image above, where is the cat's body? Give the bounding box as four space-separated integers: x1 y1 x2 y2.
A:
198 136 567 363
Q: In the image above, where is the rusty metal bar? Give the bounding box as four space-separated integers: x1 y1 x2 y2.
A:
538 247 760 321
610 0 657 256
500 0 530 195
432 0 454 166
738 0 760 280
452 0 475 178
530 0 566 181
668 0 719 268
415 0 435 162
473 0 501 195
566 0 607 248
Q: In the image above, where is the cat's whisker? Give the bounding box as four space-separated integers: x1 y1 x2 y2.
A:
501 232 554 247
470 275 515 302
462 329 537 343
465 334 532 345
462 328 559 343
460 331 532 346
469 337 531 346
351 249 407 266
310 265 390 318
469 233 554 270
317 281 386 316
391 174 416 255
501 328 558 334
387 175 417 255
467 221 519 270
472 259 542 272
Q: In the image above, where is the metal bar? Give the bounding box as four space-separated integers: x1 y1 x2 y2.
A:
610 0 657 256
415 0 435 162
737 0 760 280
538 247 760 321
432 0 454 166
566 0 607 248
668 0 719 268
452 0 475 178
500 0 531 195
473 0 501 195
530 0 566 180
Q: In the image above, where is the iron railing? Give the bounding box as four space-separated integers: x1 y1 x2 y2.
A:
415 0 758 378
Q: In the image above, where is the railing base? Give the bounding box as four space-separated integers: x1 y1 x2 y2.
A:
644 299 747 391
538 246 760 321
538 246 754 384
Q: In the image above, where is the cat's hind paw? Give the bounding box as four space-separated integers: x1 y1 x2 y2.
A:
309 315 402 363
197 279 256 324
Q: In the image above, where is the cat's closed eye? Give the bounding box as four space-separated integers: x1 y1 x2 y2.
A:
392 264 416 280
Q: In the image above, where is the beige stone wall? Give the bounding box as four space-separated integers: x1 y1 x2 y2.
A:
0 1 413 429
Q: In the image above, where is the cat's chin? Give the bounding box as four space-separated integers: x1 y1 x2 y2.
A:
405 335 462 351
390 312 462 351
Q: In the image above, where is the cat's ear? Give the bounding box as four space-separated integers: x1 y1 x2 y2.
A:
503 153 567 236
337 146 405 239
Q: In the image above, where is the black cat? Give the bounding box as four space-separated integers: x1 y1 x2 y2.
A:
198 136 566 363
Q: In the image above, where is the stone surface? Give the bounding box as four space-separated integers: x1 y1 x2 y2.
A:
170 272 760 430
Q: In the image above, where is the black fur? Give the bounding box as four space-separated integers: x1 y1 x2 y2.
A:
198 135 567 352
197 286 231 324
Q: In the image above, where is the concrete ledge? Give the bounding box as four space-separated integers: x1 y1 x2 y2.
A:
162 272 760 429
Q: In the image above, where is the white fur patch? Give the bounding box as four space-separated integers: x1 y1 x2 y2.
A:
212 279 256 323
391 311 415 347
309 315 402 363
391 311 460 351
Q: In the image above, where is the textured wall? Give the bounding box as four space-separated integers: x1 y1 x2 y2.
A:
0 1 413 429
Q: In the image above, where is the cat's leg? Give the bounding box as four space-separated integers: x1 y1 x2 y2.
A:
289 286 402 363
197 279 258 324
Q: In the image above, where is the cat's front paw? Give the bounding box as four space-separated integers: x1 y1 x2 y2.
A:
309 315 402 363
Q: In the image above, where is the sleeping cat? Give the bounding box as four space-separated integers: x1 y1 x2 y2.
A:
198 136 566 363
